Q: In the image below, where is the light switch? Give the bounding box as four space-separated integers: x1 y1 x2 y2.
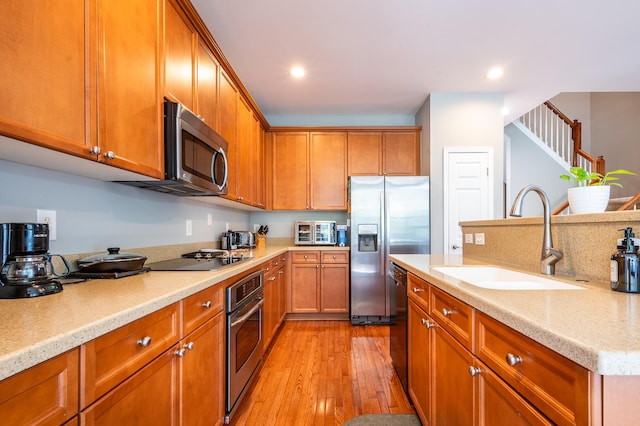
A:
465 234 474 244
475 233 485 245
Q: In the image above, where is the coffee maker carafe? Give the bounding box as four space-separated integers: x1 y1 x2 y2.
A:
0 223 70 298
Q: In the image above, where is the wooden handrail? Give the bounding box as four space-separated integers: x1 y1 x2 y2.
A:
617 192 640 211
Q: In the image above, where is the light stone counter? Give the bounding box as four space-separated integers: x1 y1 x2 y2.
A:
0 243 349 381
390 253 640 376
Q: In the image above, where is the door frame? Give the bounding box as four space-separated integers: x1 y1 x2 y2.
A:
443 147 494 255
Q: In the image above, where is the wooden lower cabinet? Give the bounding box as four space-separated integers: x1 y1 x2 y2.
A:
263 255 288 348
290 251 349 314
408 298 432 425
0 348 79 426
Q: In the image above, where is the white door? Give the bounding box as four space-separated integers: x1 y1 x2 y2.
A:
443 148 493 255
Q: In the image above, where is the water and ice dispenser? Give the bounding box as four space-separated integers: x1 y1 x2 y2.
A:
357 224 378 252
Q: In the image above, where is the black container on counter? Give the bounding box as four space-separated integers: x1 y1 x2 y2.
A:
611 227 640 293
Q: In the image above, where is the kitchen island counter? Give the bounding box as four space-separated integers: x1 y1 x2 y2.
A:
0 244 348 381
391 253 640 375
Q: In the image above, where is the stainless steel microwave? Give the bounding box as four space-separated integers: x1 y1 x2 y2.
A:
295 221 337 245
118 100 229 196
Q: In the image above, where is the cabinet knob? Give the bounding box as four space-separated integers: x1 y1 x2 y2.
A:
175 348 187 358
279 270 284 274
468 366 482 376
316 265 319 269
441 308 452 317
202 301 212 308
104 151 115 160
184 342 195 351
89 146 101 155
274 261 279 266
333 255 336 259
137 336 152 347
506 353 523 366
421 318 436 329
304 255 308 259
412 287 425 293
268 276 276 281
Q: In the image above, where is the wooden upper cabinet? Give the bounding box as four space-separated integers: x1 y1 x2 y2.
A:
164 0 194 110
272 132 309 210
218 69 238 201
310 132 347 210
347 132 383 176
196 41 218 128
97 0 163 178
348 130 419 176
254 118 266 208
236 97 252 203
383 131 419 175
0 0 91 157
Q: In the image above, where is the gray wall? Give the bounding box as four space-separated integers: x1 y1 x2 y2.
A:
0 159 250 255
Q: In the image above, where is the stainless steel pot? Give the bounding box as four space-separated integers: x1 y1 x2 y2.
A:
77 248 147 272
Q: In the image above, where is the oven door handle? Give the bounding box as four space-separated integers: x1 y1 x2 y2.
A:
230 297 264 328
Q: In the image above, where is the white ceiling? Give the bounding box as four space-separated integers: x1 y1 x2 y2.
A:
192 0 640 124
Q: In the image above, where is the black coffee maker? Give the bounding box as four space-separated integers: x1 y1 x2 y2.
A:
0 223 71 298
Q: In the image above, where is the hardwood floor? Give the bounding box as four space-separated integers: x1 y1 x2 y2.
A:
231 320 414 425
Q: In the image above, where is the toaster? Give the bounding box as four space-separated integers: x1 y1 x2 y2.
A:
221 231 256 249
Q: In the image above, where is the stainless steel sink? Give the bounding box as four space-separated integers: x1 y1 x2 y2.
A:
432 266 585 290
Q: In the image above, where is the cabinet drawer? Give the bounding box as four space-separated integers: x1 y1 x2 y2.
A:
80 303 180 407
291 251 320 263
430 286 474 351
0 349 79 426
407 273 429 310
182 285 223 336
476 311 591 426
321 251 349 263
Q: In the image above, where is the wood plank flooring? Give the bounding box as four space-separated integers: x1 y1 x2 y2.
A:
230 320 414 425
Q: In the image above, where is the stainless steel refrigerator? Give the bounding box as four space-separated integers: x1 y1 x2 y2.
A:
349 176 430 324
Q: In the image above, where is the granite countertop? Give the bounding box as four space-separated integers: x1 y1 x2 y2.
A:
0 244 349 381
390 254 640 376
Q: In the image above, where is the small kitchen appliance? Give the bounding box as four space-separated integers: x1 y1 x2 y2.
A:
221 231 256 250
0 223 71 298
337 225 348 247
611 227 640 293
294 221 337 245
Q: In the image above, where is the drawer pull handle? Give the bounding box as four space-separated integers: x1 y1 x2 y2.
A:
137 336 152 347
202 301 212 308
506 353 522 366
412 287 425 293
468 366 482 376
421 318 436 329
441 308 452 317
184 342 195 351
175 348 187 358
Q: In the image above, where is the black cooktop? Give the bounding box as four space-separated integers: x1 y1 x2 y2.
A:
147 253 249 271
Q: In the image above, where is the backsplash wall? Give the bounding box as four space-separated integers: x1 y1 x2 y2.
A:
0 159 250 255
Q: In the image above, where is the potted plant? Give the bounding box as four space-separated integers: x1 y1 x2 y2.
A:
560 166 637 213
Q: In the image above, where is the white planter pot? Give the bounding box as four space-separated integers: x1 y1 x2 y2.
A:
567 186 610 214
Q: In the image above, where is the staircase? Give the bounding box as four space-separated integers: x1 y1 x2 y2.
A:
516 101 639 213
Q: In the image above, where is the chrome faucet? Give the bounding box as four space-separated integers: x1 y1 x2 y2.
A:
509 185 563 275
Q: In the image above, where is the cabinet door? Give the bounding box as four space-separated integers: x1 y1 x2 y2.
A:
277 266 287 325
253 118 266 208
383 132 419 175
0 349 79 426
320 263 349 313
0 0 91 157
310 132 347 210
263 270 278 348
475 359 552 426
218 70 238 201
347 132 382 176
236 97 252 204
408 300 432 426
432 326 474 426
80 348 179 425
180 312 225 426
196 41 218 128
290 263 320 313
97 0 163 178
164 0 194 110
272 132 309 210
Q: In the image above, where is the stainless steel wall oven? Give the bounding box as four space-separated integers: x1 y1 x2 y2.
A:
225 270 264 423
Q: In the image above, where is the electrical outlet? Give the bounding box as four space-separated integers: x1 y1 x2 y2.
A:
186 220 193 236
254 224 260 232
207 213 213 227
465 234 474 244
37 209 57 240
475 233 485 245
225 222 230 232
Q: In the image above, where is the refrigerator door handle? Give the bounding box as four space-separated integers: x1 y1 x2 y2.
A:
380 191 385 276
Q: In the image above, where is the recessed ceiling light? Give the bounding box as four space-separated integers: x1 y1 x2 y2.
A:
487 67 504 80
290 66 305 78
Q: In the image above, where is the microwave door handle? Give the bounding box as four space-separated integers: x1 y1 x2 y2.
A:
212 147 229 190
